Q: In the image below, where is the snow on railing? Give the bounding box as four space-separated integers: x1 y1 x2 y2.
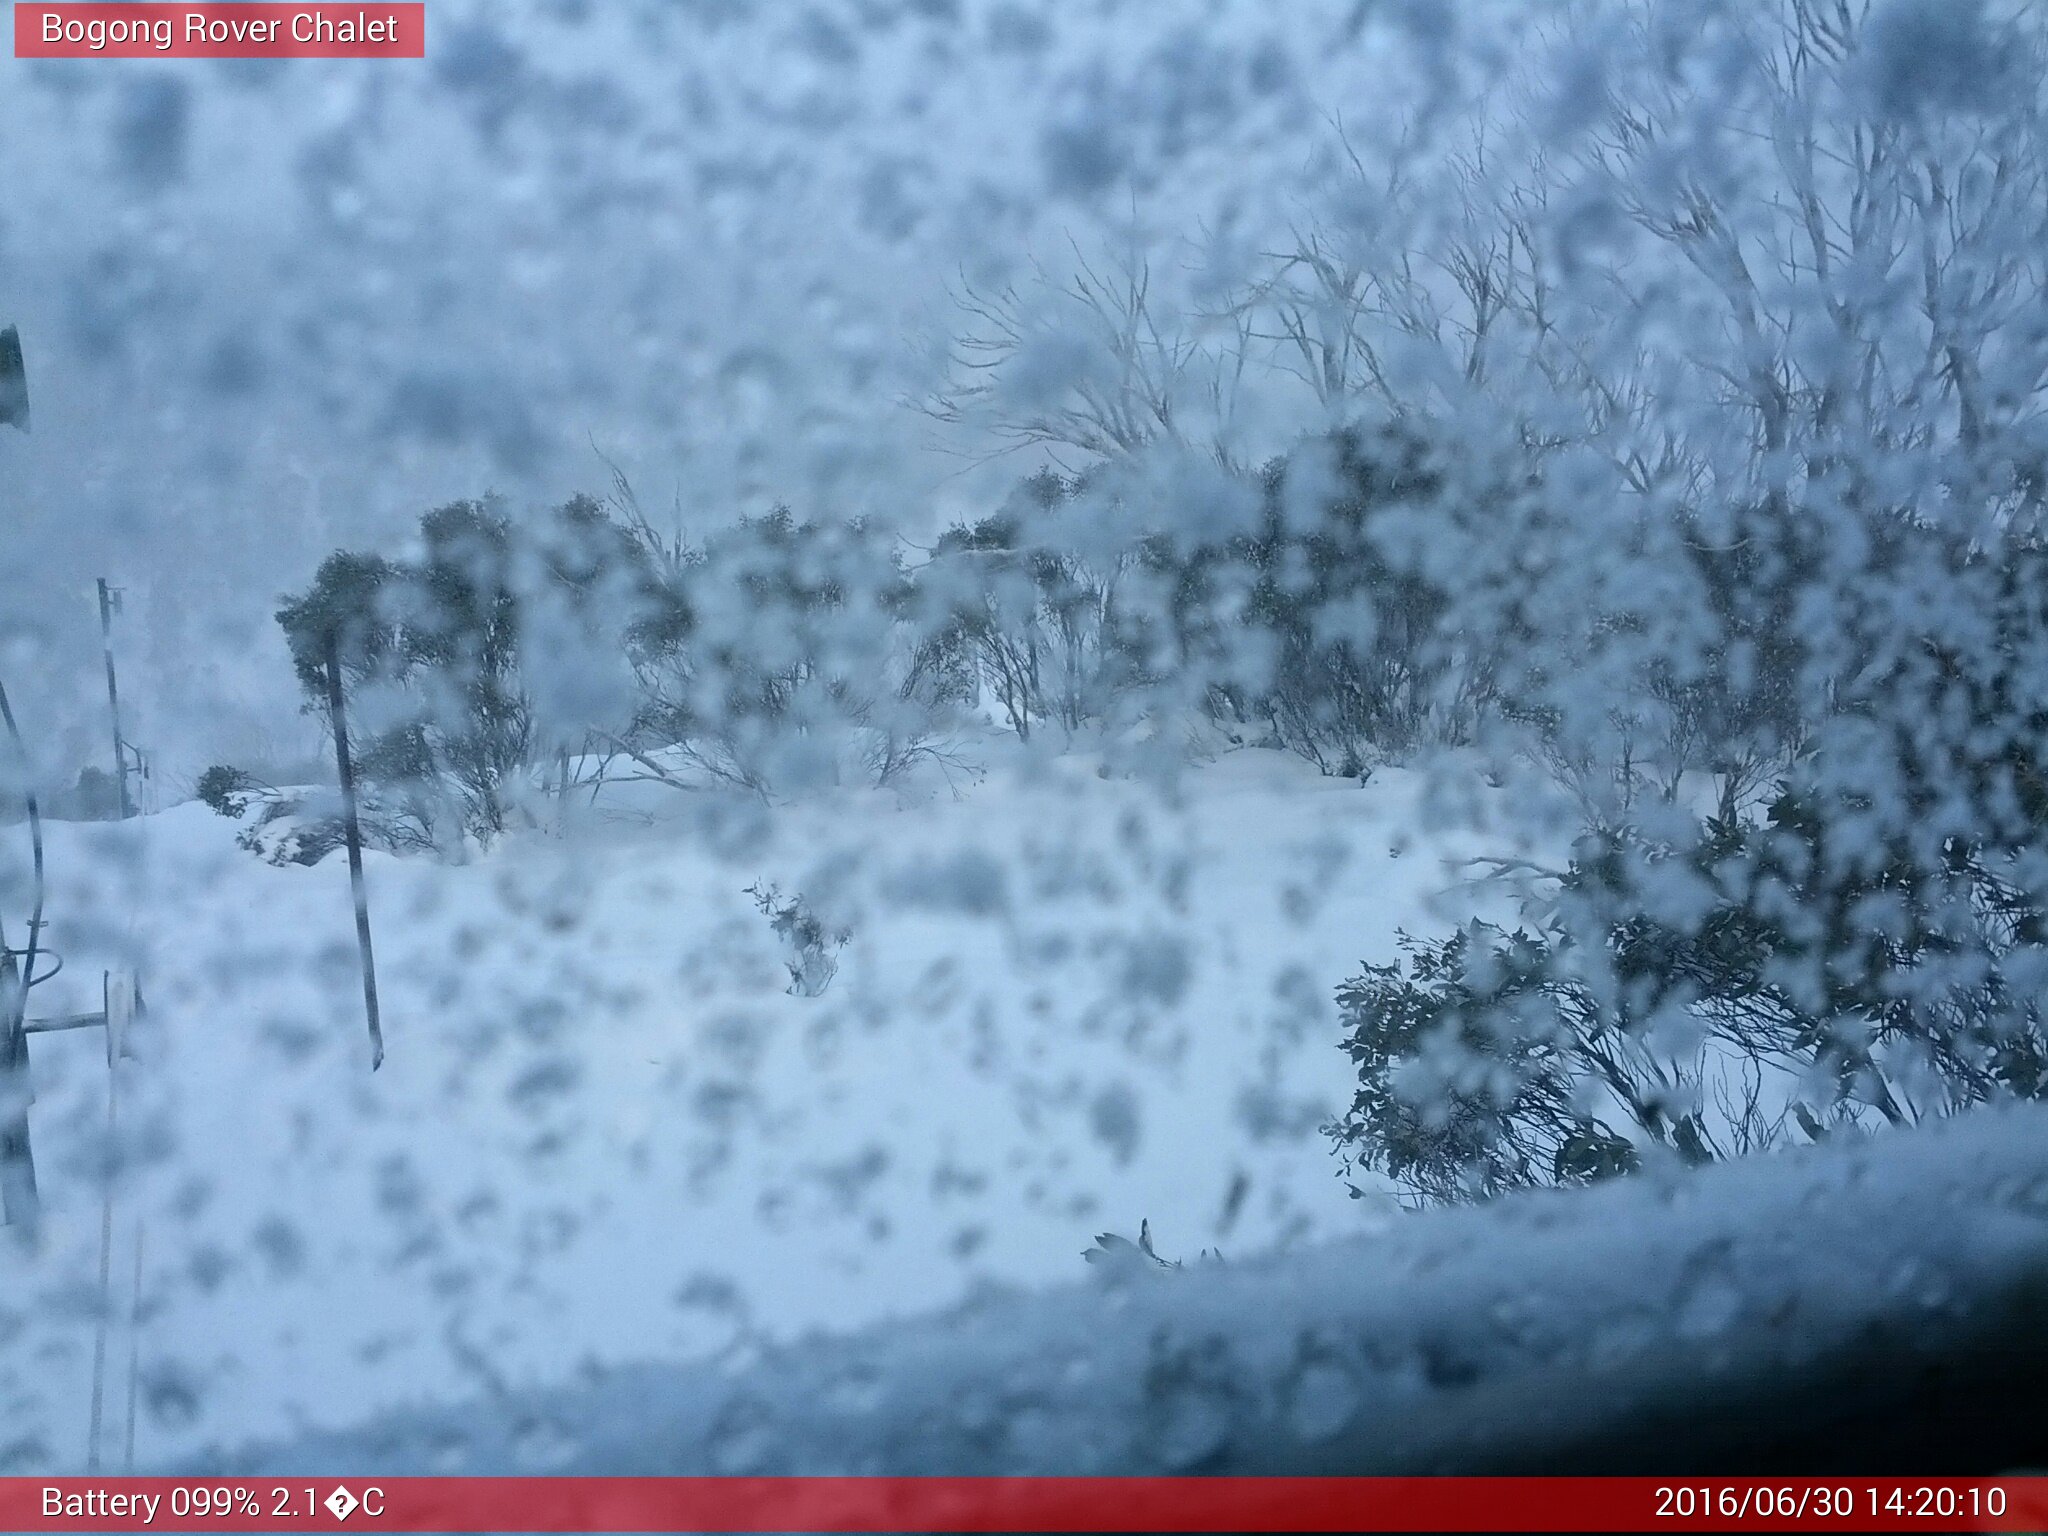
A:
225 1103 2048 1476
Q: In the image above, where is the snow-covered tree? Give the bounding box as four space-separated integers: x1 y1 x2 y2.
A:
1323 0 2048 1200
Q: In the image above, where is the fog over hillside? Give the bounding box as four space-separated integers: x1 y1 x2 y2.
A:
2 0 1525 781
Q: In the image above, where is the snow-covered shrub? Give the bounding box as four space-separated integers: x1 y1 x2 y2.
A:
199 764 342 865
629 509 961 796
746 881 850 998
912 471 1153 742
1332 924 1624 1206
276 495 656 845
233 795 351 868
1321 0 2048 1203
1214 428 1492 774
195 764 261 818
200 768 434 867
1335 763 2048 1206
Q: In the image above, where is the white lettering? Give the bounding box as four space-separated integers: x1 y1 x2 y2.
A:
187 13 280 44
36 1489 167 1519
48 14 175 50
292 12 401 45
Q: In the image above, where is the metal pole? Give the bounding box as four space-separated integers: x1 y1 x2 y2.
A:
123 1220 144 1470
97 579 134 821
0 336 35 1228
0 947 35 1230
323 634 385 1070
0 671 43 1230
86 1030 118 1471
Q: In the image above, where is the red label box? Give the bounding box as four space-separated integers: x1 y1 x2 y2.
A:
15 3 424 58
4 1477 2048 1533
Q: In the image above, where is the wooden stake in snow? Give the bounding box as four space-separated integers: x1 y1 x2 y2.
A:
323 634 385 1071
96 579 136 820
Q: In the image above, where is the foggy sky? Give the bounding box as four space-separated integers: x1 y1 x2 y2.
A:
0 0 1499 784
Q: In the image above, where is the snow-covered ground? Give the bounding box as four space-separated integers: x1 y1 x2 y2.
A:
229 1096 2048 1477
0 743 1511 1471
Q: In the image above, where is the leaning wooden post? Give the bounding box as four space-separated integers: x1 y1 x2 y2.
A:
323 633 385 1070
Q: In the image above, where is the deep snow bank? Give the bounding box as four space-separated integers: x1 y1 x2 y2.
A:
228 1101 2048 1476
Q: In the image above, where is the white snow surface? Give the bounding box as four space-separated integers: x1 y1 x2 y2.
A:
225 1094 2048 1475
0 744 1510 1471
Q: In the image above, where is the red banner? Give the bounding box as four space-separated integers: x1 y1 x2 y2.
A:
14 4 423 58
3 1477 2046 1532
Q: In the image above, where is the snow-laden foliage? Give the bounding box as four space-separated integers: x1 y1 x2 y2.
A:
1303 0 2048 1199
272 494 658 845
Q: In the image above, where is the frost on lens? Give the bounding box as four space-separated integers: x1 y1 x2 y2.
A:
1 0 2046 1482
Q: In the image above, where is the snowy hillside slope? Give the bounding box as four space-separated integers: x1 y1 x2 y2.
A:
0 745 1509 1471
